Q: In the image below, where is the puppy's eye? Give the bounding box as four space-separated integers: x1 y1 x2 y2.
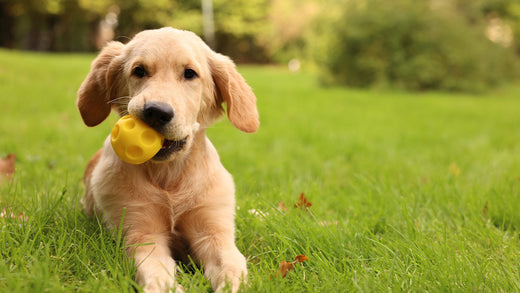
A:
184 69 198 80
132 66 147 78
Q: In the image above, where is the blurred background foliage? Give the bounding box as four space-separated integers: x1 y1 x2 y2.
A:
1 0 519 91
311 0 520 92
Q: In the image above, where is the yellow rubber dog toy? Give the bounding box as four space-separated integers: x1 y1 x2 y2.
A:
110 115 164 164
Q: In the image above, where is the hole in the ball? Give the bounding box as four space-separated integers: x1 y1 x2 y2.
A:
111 124 120 139
127 145 143 159
141 130 157 146
124 120 136 129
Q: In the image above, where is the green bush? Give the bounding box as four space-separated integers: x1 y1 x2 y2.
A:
311 0 520 92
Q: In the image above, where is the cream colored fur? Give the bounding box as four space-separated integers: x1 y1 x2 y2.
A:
77 27 259 293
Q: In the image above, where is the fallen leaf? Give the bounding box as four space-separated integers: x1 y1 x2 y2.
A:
278 260 293 278
275 254 309 278
0 207 27 221
294 255 308 262
294 193 312 210
0 154 16 184
277 201 287 212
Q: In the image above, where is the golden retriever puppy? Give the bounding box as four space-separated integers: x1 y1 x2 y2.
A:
77 27 259 293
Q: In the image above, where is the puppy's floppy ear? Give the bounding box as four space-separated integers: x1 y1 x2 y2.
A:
77 41 124 127
209 53 259 133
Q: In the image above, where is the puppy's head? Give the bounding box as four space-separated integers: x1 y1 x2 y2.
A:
77 27 259 162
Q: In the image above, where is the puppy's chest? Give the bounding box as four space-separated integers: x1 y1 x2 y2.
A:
147 175 200 215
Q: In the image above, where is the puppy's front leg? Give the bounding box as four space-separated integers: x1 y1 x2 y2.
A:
127 231 183 293
179 207 247 293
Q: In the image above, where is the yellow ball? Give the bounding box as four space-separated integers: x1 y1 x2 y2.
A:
110 115 164 164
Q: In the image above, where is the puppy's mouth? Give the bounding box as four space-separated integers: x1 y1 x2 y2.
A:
153 136 188 160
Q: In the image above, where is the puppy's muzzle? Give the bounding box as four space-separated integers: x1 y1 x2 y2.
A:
141 101 188 160
143 101 174 131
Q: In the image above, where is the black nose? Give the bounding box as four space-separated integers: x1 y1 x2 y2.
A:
143 102 174 127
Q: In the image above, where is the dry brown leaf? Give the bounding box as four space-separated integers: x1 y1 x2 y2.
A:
278 260 293 278
0 207 27 221
294 192 312 210
275 254 309 278
0 154 16 183
277 201 287 212
294 254 309 262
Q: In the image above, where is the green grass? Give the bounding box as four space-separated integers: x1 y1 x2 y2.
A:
1 48 520 292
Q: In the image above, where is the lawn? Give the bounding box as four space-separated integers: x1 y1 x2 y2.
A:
1 48 520 292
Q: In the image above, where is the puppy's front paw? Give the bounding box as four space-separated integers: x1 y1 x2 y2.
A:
212 253 247 293
143 281 184 293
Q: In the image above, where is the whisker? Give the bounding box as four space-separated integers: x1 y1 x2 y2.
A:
107 96 130 116
110 101 130 105
108 96 130 105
